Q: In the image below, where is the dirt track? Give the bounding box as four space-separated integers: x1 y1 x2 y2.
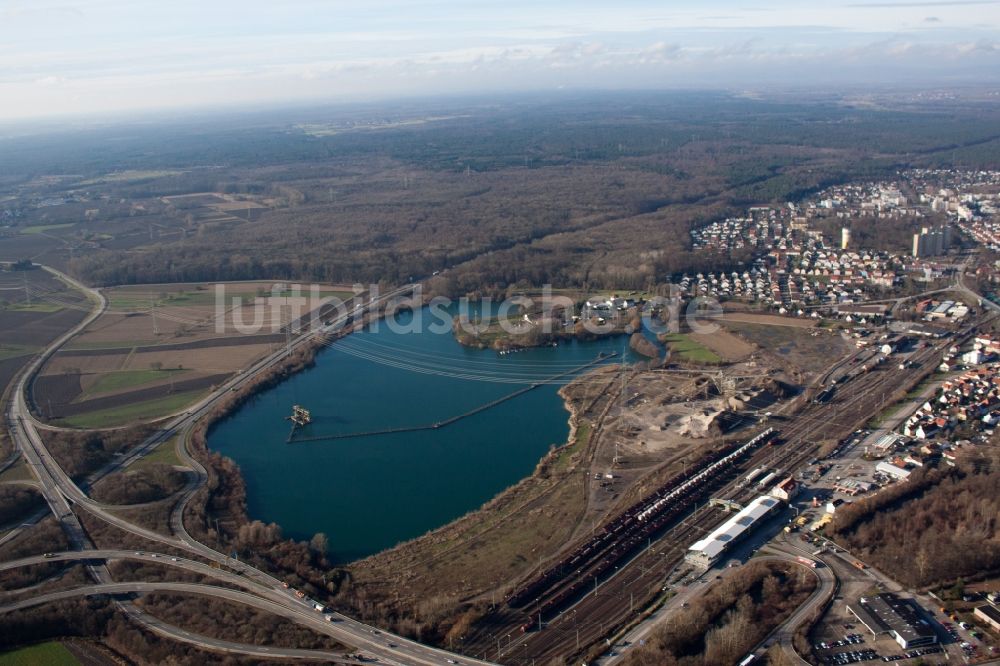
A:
56 332 284 356
718 312 818 328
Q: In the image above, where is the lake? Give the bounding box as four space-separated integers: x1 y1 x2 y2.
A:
208 306 636 562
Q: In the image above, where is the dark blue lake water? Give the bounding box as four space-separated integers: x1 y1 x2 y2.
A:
208 307 635 562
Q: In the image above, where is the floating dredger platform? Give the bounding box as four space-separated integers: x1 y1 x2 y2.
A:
287 405 311 427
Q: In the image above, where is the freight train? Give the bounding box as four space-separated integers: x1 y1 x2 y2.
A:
508 427 778 632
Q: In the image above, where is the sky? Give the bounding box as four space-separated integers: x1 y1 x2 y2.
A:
1 0 999 121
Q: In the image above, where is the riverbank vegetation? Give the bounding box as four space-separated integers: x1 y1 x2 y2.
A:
451 312 633 351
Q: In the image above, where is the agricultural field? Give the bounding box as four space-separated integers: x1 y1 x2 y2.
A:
0 268 90 396
59 390 205 428
719 311 819 328
20 223 77 235
70 281 355 348
32 280 355 427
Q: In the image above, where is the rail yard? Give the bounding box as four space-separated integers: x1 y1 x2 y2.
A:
462 316 969 664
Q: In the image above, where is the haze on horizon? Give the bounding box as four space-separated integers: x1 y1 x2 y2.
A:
2 0 1000 122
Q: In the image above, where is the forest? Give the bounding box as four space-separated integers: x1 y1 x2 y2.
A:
830 448 1000 589
4 91 1000 296
618 560 816 666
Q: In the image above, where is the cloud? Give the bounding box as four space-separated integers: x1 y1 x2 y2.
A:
847 0 998 7
1 0 1000 121
33 75 65 86
956 39 1000 52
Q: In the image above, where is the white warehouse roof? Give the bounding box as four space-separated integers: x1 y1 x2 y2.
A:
688 496 781 563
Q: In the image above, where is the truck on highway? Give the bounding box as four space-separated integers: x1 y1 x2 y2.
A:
313 602 325 612
796 556 818 568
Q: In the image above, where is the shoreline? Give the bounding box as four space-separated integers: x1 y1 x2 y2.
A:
451 314 631 352
356 377 588 553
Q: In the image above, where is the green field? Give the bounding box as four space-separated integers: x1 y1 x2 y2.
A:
0 642 79 665
20 223 76 235
269 288 355 301
133 435 184 468
0 459 34 484
0 344 38 361
83 369 187 398
6 302 64 313
64 340 151 351
661 333 722 364
78 169 184 185
62 390 204 429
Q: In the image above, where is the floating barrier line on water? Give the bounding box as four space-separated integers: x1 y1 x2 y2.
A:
286 352 617 444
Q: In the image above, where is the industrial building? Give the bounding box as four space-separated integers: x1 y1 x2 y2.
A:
974 604 1000 633
686 496 782 570
876 461 912 481
769 476 798 501
870 432 902 457
847 593 938 650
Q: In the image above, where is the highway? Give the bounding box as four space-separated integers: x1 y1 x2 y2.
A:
0 550 488 665
4 267 492 665
2 580 380 664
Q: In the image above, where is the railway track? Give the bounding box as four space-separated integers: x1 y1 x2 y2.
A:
461 329 961 664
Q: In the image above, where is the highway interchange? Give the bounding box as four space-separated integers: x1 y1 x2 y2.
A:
3 267 487 666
